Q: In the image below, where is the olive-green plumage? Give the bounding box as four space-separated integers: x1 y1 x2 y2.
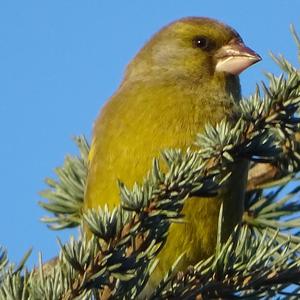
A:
85 17 259 289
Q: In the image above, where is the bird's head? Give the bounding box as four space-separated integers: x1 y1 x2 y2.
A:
124 17 261 84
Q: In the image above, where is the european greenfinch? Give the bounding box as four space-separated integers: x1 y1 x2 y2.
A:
84 17 261 289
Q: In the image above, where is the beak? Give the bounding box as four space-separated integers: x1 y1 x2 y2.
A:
215 39 261 75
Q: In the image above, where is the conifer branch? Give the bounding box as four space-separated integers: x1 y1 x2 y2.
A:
39 136 89 230
150 226 300 299
1 26 299 299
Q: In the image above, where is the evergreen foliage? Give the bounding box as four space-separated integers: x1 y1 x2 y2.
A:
1 27 300 299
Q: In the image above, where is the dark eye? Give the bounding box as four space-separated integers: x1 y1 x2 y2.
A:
192 36 210 50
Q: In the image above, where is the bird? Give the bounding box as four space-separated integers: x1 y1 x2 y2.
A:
84 17 261 291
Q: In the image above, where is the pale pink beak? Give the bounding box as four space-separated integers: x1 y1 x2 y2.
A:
215 39 261 75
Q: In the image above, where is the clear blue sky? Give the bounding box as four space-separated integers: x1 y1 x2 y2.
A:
1 1 299 267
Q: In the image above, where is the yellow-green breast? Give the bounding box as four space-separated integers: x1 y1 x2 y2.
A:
84 16 256 290
84 73 246 283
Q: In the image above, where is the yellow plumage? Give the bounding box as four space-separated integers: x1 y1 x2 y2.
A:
84 17 260 289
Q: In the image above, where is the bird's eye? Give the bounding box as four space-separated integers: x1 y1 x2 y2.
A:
192 36 210 50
